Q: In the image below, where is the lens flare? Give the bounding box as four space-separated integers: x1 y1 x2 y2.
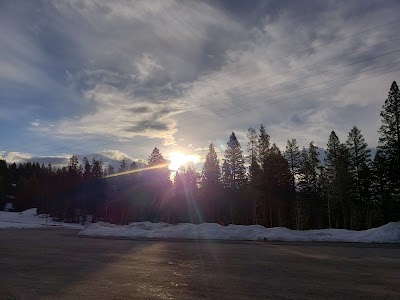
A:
168 151 199 171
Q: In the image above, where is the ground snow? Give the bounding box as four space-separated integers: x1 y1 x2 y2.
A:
78 221 400 243
0 208 84 229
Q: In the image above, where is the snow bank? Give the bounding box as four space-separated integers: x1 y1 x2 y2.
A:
78 221 400 243
0 208 84 229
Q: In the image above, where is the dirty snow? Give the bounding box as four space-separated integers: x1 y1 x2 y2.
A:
78 221 400 243
0 208 84 229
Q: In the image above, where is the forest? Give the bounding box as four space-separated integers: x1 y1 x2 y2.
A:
0 81 399 230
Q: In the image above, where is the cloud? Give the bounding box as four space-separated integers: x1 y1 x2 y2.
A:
0 151 32 163
0 148 140 170
128 106 150 113
126 120 169 133
97 149 133 162
1 0 400 165
30 155 71 167
133 53 164 83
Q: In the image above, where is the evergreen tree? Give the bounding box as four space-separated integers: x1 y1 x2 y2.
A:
265 144 293 227
201 143 221 222
147 147 170 184
326 131 351 228
379 81 400 165
146 148 171 221
371 148 390 225
256 124 271 225
257 124 270 172
81 157 92 217
247 128 263 187
68 155 80 176
118 159 128 173
284 139 301 229
173 165 199 223
15 176 27 211
26 173 39 209
201 143 221 187
317 165 331 228
222 132 247 189
377 81 400 221
0 176 4 208
106 165 115 175
129 161 138 171
346 126 372 228
298 142 320 228
91 158 103 179
222 132 247 224
148 147 166 167
82 157 92 181
221 160 231 189
247 128 263 224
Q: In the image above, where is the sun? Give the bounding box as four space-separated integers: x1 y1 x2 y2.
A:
168 151 199 171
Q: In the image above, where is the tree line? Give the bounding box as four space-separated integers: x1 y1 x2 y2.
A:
0 81 399 229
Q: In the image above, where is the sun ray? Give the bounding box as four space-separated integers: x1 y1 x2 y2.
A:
168 151 199 171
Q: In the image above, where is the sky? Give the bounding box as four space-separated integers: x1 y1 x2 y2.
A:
1 0 400 169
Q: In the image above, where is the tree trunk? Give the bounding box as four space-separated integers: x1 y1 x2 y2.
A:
296 193 300 230
230 201 233 224
327 192 331 229
278 208 282 227
269 196 273 228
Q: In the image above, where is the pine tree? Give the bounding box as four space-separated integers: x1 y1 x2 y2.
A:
317 165 331 228
106 165 115 175
377 81 400 221
0 176 4 207
200 143 222 222
91 158 103 179
148 147 166 167
175 165 199 223
118 159 128 173
146 148 171 222
326 131 351 228
222 132 247 224
82 157 92 181
80 157 92 217
256 124 271 225
15 176 27 211
346 126 371 228
284 139 301 229
247 128 262 186
222 132 247 189
371 148 390 225
201 143 221 187
26 173 39 208
257 124 270 172
379 81 400 164
247 128 263 224
68 155 81 178
147 147 170 184
221 160 231 189
129 161 138 171
265 144 293 227
298 142 320 228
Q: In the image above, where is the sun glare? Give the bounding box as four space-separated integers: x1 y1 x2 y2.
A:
168 151 199 171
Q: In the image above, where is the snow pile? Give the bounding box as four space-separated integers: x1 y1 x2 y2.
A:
78 221 400 243
0 208 84 229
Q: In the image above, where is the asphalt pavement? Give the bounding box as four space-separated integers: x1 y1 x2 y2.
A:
0 228 399 299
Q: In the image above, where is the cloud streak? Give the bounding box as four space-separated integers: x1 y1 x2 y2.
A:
1 0 400 165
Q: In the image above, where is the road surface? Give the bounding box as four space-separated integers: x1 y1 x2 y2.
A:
0 229 399 299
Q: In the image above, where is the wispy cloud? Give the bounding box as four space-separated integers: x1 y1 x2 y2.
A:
1 0 399 165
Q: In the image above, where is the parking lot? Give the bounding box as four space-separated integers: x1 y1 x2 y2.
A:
0 228 399 299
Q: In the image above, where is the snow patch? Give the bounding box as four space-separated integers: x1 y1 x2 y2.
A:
78 221 400 243
0 208 84 229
